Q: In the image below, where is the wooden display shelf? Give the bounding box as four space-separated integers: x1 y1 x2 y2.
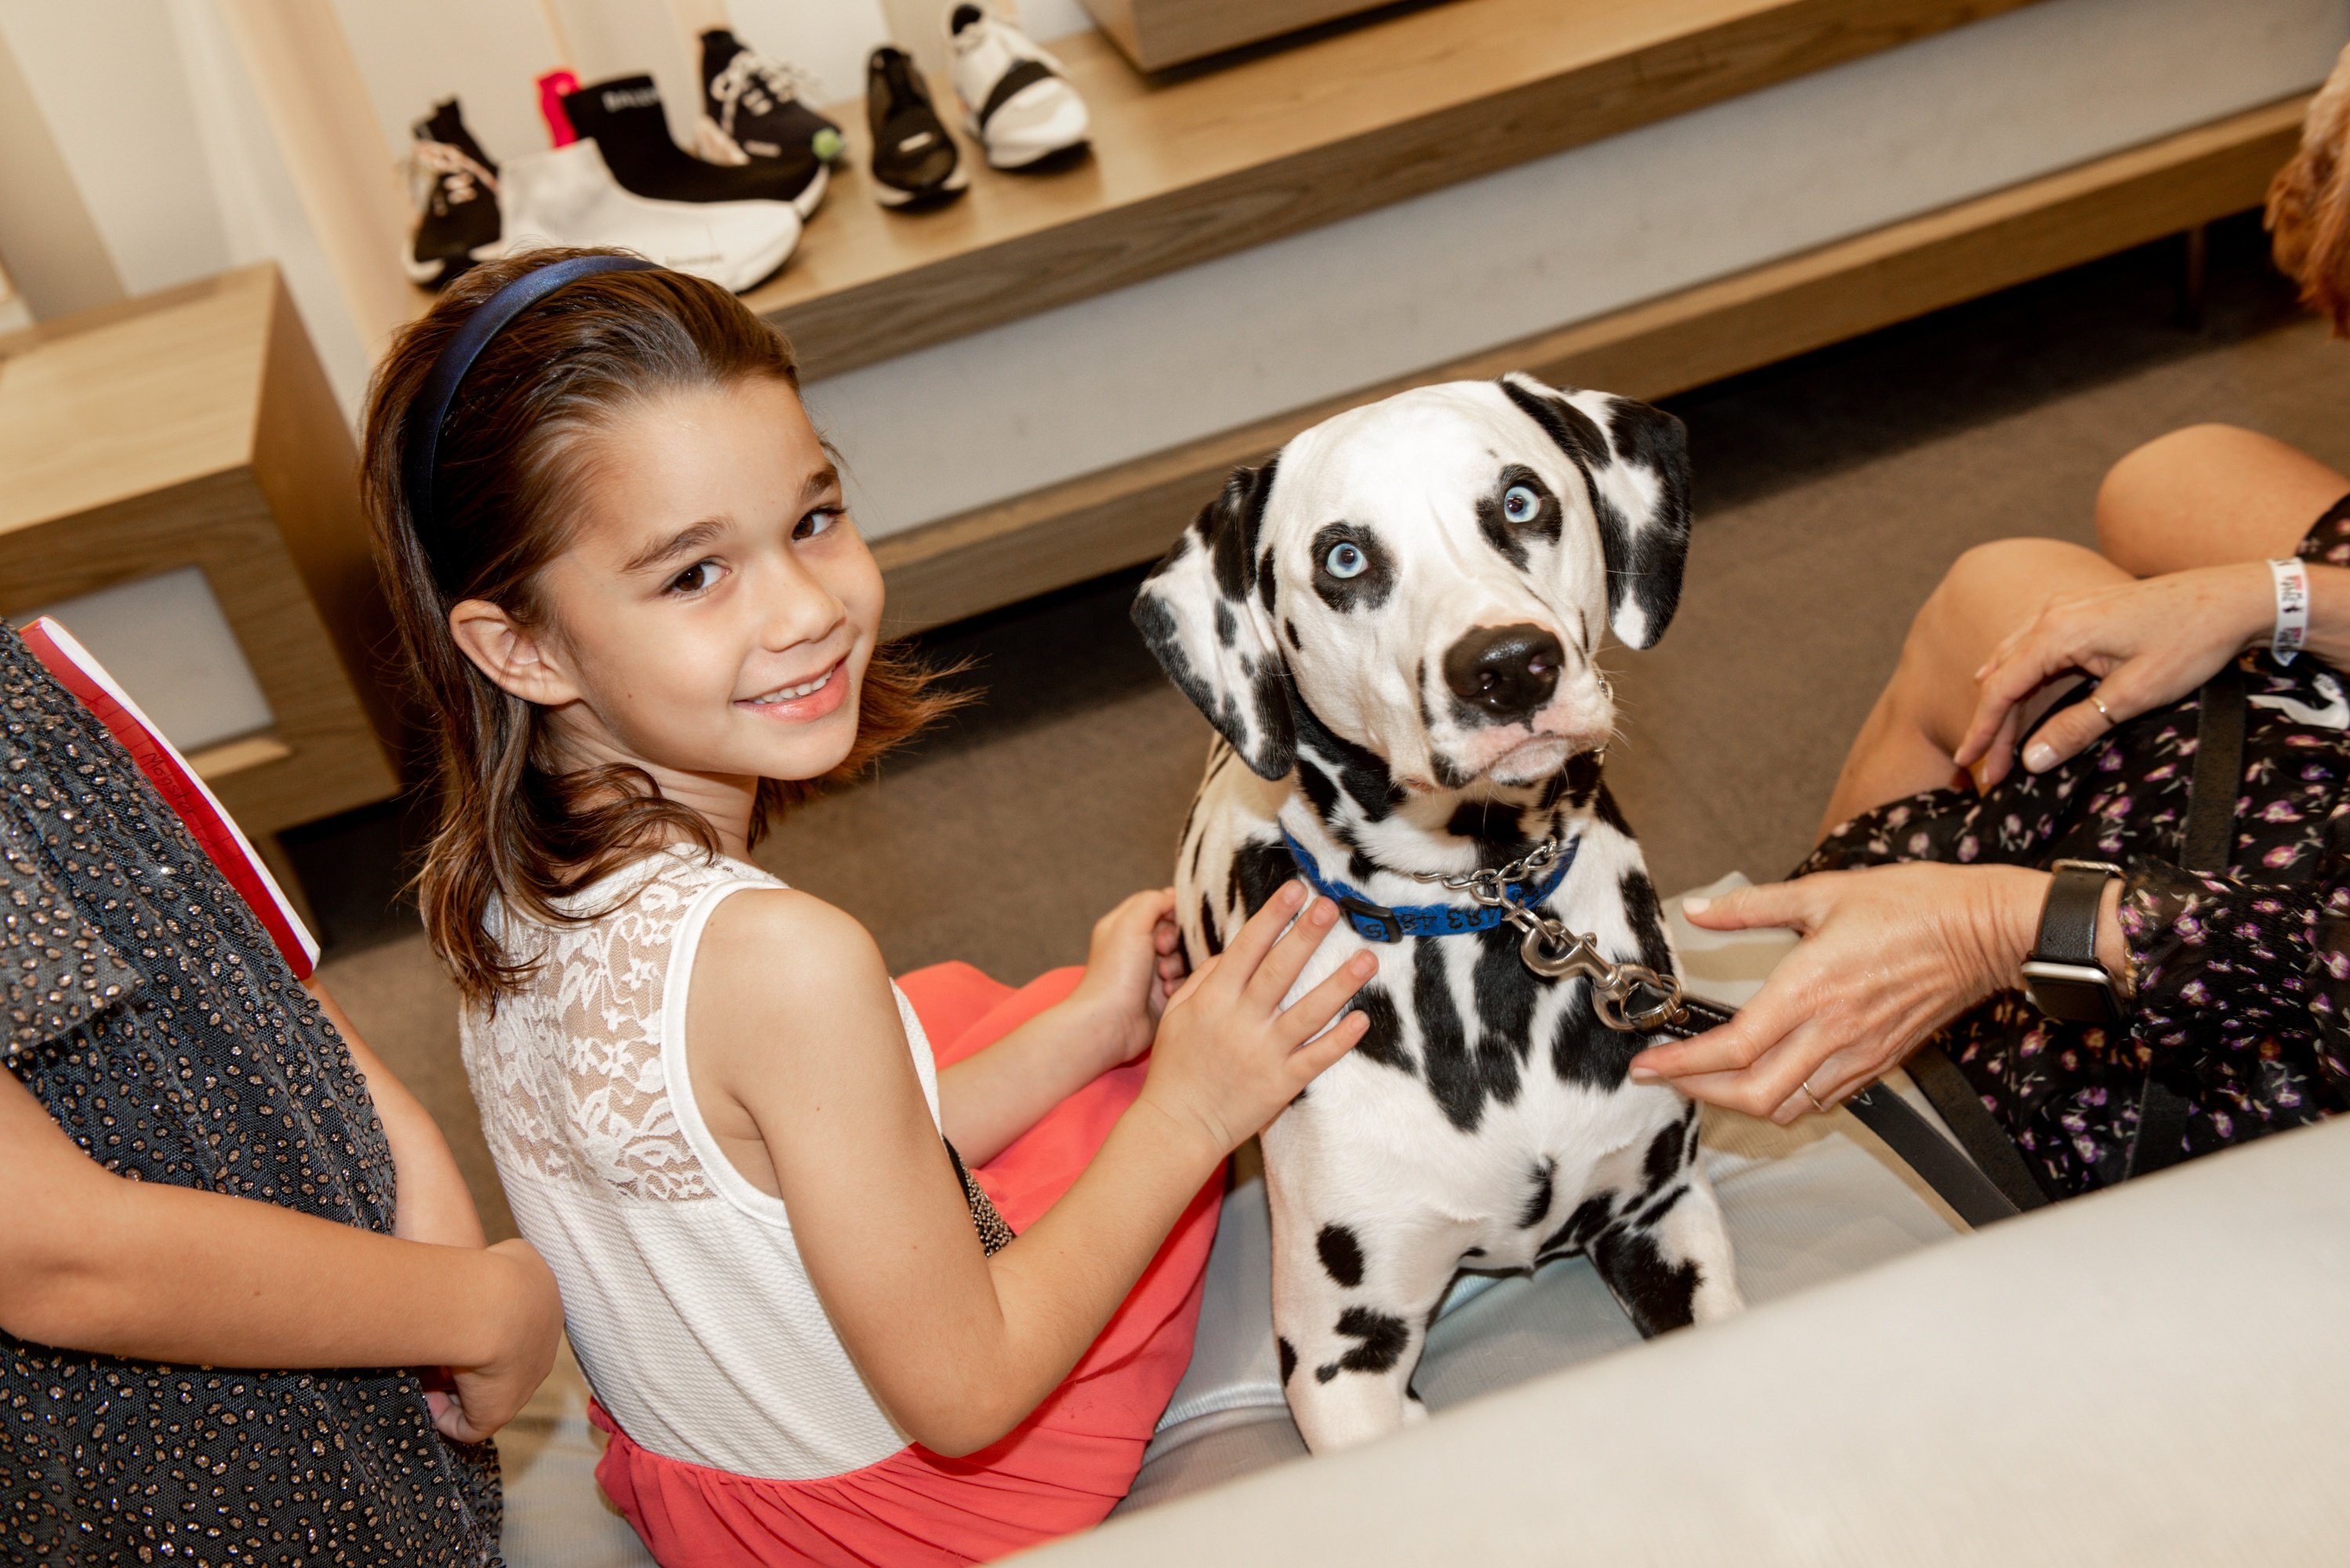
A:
739 0 2043 377
872 96 2310 633
0 263 401 873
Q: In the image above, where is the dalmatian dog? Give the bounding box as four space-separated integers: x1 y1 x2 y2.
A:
1132 374 1743 1454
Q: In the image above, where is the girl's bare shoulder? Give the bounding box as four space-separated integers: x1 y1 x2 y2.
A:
694 886 894 1029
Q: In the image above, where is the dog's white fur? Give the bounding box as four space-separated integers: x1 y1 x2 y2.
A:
1136 376 1743 1453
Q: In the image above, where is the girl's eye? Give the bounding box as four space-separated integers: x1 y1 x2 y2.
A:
794 506 843 541
1324 541 1368 579
668 560 721 595
1503 483 1541 524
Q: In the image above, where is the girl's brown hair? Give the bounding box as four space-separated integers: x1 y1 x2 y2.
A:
361 248 963 1002
2271 43 2350 333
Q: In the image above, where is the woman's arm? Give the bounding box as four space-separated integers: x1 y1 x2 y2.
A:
306 978 486 1248
0 1067 561 1442
937 890 1187 1164
692 882 1369 1458
1626 856 2333 1122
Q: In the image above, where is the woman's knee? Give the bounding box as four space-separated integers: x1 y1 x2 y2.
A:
2096 425 2343 570
1912 538 2111 661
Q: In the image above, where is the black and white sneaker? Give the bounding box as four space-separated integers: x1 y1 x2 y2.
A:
946 5 1089 171
695 30 847 171
561 74 827 219
866 46 967 209
404 99 502 289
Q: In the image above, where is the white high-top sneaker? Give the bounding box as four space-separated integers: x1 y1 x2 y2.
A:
498 139 803 293
945 4 1090 170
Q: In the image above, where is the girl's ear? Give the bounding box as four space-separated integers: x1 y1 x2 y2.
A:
448 599 581 708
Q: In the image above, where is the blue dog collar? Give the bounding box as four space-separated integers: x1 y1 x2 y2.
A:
1279 829 1578 943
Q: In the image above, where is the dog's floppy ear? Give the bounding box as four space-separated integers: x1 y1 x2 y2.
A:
1131 458 1296 780
1498 372 1692 650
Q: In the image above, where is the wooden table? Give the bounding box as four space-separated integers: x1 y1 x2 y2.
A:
0 263 399 885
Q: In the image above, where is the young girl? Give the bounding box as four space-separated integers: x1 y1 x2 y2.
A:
362 249 1376 1565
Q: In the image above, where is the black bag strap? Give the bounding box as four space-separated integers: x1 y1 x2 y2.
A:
2124 661 2244 1178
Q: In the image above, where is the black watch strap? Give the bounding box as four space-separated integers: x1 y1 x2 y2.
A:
2022 860 2121 1024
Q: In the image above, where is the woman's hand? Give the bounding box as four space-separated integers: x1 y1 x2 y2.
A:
1955 562 2270 788
1137 882 1374 1159
432 1238 564 1444
1627 864 2043 1123
1065 888 1190 1069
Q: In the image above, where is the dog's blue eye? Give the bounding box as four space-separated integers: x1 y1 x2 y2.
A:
1325 541 1367 579
1503 483 1540 524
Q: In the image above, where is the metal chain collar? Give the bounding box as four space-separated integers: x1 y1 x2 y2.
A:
1408 836 1688 1033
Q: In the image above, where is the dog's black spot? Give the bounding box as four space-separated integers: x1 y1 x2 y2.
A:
1471 922 1539 1060
1324 1306 1411 1376
1249 664 1297 779
1538 1192 1617 1259
1517 1157 1557 1229
1315 1363 1337 1384
1206 459 1278 602
1445 801 1539 868
1474 463 1565 572
1188 831 1206 885
1417 938 1525 1133
1347 981 1414 1074
1635 1182 1688 1229
1213 599 1237 647
1590 1224 1702 1337
1309 522 1397 614
1285 617 1301 650
1463 1246 1486 1258
1594 784 1635 838
1296 762 1340 820
1619 868 1674 980
1563 751 1603 809
1230 838 1293 921
1317 1224 1365 1288
1500 377 1608 468
1278 1337 1297 1386
1548 981 1634 1091
1642 1113 1691 1193
1197 896 1224 959
1294 700 1400 822
1258 549 1279 614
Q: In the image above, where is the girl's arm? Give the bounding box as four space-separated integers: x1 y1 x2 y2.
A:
0 1066 561 1443
937 890 1186 1164
307 978 486 1248
692 882 1368 1458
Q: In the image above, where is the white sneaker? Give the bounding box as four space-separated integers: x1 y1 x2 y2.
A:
945 4 1090 170
497 139 802 293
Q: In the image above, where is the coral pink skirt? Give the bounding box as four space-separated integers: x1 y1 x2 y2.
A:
591 963 1223 1566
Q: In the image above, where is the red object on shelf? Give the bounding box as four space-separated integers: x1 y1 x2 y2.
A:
19 616 318 980
539 69 582 147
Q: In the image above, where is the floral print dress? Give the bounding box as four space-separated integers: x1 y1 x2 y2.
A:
1803 498 2350 1197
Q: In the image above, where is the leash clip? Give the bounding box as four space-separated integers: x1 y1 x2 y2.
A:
1509 907 1688 1034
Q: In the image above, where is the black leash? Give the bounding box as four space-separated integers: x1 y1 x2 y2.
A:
1652 665 2247 1226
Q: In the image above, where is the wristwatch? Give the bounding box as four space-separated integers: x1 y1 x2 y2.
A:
2020 859 2123 1026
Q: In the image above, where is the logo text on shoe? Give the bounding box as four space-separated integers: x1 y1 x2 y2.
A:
603 87 662 110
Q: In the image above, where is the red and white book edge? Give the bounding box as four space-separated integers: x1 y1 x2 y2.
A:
19 617 319 980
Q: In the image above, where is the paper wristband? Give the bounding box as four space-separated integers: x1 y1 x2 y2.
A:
20 617 319 980
2271 557 2311 665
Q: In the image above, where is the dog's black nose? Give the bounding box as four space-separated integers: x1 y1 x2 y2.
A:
1442 623 1564 721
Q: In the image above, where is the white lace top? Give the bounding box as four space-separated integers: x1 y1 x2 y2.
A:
462 847 938 1479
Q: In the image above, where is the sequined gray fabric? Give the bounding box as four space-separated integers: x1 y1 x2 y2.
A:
0 626 502 1566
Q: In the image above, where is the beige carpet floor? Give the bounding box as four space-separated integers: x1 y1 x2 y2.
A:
311 216 2350 1241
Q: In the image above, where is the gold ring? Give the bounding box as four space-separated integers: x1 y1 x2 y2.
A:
2090 694 2114 726
1801 1077 1828 1114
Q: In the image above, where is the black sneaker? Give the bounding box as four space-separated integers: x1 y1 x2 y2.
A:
867 47 966 209
404 99 501 289
561 74 827 218
695 30 846 171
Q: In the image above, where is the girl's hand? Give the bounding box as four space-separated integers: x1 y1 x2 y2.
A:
1136 882 1375 1159
1625 864 2042 1123
1067 889 1190 1068
430 1238 564 1444
1954 563 2270 788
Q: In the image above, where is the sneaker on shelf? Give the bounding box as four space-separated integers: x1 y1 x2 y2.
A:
561 74 827 219
865 45 966 208
696 30 847 171
945 4 1089 171
499 139 803 293
404 99 502 289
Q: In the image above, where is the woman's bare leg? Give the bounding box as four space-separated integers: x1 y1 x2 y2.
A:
1819 539 2129 838
2097 424 2348 574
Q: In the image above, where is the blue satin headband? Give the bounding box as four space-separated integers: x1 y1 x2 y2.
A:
402 253 662 566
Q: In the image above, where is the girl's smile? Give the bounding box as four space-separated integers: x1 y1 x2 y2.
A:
739 657 850 721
